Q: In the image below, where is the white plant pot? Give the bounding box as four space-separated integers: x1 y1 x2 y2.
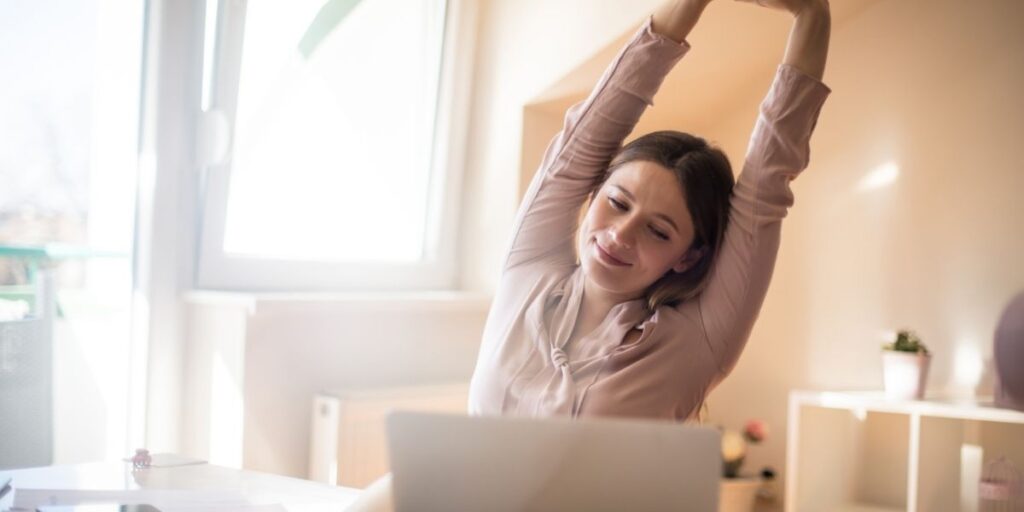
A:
882 351 931 400
719 477 761 512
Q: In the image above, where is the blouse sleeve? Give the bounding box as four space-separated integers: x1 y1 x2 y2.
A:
501 18 689 273
687 64 831 378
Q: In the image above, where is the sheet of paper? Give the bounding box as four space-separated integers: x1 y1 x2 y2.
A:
13 488 250 510
161 505 289 512
280 504 349 512
33 506 289 512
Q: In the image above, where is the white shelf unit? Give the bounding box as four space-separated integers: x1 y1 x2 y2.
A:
785 390 1024 512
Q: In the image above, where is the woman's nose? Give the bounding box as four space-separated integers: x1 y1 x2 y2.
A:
609 218 637 248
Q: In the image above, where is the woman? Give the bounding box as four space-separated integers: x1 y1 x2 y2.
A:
469 0 831 420
348 0 830 508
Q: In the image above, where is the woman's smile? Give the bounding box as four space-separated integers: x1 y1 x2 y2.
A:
594 240 632 267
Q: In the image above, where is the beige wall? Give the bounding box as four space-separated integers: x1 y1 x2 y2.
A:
700 0 1024 491
182 294 490 478
463 0 1024 507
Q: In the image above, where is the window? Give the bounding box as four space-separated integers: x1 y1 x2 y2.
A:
197 0 469 290
0 0 144 465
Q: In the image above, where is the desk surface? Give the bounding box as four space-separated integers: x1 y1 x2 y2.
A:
0 456 360 511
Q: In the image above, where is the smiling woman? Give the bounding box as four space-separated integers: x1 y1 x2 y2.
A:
467 0 832 421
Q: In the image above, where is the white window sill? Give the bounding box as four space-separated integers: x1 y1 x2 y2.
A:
182 290 492 314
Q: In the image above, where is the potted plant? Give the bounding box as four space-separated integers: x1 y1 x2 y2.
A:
881 329 931 400
719 420 770 512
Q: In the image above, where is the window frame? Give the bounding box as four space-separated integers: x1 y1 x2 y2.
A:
194 0 474 291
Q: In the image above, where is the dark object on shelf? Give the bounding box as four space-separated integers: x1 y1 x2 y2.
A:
994 291 1024 411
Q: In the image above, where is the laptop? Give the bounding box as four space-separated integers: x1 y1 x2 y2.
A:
385 411 720 512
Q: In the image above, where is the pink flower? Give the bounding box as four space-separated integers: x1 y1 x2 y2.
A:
744 419 768 443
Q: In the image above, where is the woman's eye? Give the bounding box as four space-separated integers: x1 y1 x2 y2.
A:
608 197 627 211
650 227 669 241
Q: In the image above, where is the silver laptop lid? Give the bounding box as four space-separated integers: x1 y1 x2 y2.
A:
386 411 720 512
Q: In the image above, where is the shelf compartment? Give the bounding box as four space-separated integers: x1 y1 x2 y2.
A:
790 406 908 511
916 416 1024 512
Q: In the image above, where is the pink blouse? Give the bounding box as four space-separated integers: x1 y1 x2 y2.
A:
468 17 831 421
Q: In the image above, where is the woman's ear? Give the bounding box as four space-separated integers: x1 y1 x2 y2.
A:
672 246 706 273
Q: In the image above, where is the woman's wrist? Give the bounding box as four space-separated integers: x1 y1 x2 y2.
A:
793 1 831 36
784 0 830 79
792 0 829 18
652 0 713 44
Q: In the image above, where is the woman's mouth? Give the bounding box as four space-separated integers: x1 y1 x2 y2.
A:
595 242 631 267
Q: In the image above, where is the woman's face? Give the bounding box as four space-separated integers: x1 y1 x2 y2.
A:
578 160 697 301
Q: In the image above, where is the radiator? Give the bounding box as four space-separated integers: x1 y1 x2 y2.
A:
308 383 469 488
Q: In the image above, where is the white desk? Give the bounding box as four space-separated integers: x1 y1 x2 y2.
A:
0 456 361 511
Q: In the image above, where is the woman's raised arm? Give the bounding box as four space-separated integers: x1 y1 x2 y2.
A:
673 0 832 380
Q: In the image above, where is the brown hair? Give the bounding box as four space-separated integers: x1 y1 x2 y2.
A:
597 130 735 311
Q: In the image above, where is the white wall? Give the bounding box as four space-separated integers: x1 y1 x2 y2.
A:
182 293 489 479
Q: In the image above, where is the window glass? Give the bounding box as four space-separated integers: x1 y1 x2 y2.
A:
0 0 143 466
223 0 447 263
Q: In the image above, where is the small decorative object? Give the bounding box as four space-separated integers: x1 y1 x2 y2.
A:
718 419 769 512
979 456 1022 511
721 419 767 477
131 448 152 469
994 291 1024 411
881 329 931 400
757 466 778 502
